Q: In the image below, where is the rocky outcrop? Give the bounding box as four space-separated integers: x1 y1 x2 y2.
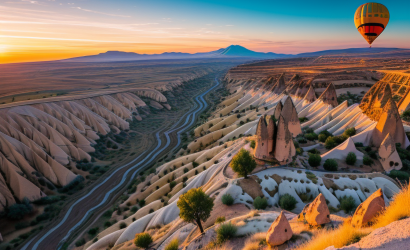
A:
360 83 393 121
274 101 283 121
266 211 293 247
274 115 296 164
318 83 338 107
371 93 407 148
302 193 331 226
254 116 271 161
351 189 385 228
281 97 302 137
303 84 317 103
270 73 287 94
378 134 402 172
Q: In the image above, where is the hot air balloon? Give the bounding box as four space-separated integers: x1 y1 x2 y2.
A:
354 2 389 47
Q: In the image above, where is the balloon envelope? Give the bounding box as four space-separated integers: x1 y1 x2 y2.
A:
354 2 389 45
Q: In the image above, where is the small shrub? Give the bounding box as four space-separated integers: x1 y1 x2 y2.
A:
253 197 268 210
324 159 338 171
339 196 357 213
346 152 357 165
216 223 237 243
183 167 189 173
165 239 179 250
134 233 153 249
318 133 328 142
308 154 321 167
119 222 127 229
215 216 226 224
388 170 410 180
192 161 199 168
131 206 138 213
75 238 86 247
139 199 146 207
279 194 297 211
182 176 188 183
221 194 234 206
88 227 99 235
343 127 356 137
169 181 177 189
363 156 373 165
250 140 256 149
325 136 337 149
305 133 318 141
298 138 307 144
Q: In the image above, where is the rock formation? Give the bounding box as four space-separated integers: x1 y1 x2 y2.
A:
302 193 331 226
267 118 277 155
266 211 293 247
360 83 393 121
321 137 363 162
274 101 283 121
371 94 407 148
270 73 287 94
318 83 338 107
303 84 317 103
281 97 302 137
378 134 402 172
274 115 296 164
254 116 272 161
352 189 385 228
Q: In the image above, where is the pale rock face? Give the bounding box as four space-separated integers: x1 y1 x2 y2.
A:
303 193 331 226
274 115 296 164
371 96 407 148
281 97 302 137
303 84 317 103
254 116 274 161
318 83 338 108
266 211 293 247
378 133 402 172
351 188 385 228
270 73 287 94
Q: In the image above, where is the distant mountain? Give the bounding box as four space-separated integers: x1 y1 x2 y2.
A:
61 45 408 63
62 45 288 63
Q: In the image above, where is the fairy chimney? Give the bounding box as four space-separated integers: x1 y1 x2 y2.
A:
274 115 296 164
303 84 317 103
274 102 283 121
318 83 338 107
281 97 302 137
254 116 273 160
266 211 293 247
378 133 402 172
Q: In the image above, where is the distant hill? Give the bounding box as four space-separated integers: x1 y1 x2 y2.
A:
61 45 408 63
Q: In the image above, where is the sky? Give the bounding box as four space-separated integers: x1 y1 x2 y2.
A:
1 0 410 63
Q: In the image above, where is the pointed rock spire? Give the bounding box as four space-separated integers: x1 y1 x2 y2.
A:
318 83 338 107
267 117 277 155
360 82 394 121
371 95 406 148
351 189 385 228
378 133 402 172
296 79 312 98
281 97 302 137
254 116 271 160
274 101 283 121
271 73 287 94
266 211 293 247
303 84 317 103
274 115 296 163
303 193 331 226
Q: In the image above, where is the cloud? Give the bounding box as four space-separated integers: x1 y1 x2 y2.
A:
72 7 131 18
225 24 234 27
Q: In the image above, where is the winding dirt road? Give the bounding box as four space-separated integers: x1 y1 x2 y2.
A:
20 76 221 250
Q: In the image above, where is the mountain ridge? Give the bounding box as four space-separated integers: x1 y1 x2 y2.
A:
61 45 408 63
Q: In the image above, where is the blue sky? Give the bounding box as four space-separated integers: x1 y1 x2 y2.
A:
1 0 409 63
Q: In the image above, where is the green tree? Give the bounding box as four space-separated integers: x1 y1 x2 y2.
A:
177 188 214 234
230 149 256 179
308 154 321 167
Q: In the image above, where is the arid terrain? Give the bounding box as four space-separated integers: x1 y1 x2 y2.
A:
1 54 410 250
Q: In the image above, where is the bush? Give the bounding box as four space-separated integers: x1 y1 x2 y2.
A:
339 196 357 213
363 156 373 165
250 140 256 149
354 142 364 147
305 133 318 141
215 216 226 224
298 138 307 144
15 222 30 230
343 127 356 137
325 137 337 149
308 154 321 167
388 170 410 180
230 149 256 178
323 159 338 171
216 223 237 243
221 194 234 206
7 198 33 220
169 181 177 189
75 238 86 247
88 227 99 235
165 239 179 250
253 197 268 210
119 222 127 229
279 194 297 211
139 199 146 207
134 233 153 249
318 134 328 142
183 167 189 173
192 161 199 168
346 152 357 165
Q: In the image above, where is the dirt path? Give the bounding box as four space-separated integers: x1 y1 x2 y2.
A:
20 76 222 250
